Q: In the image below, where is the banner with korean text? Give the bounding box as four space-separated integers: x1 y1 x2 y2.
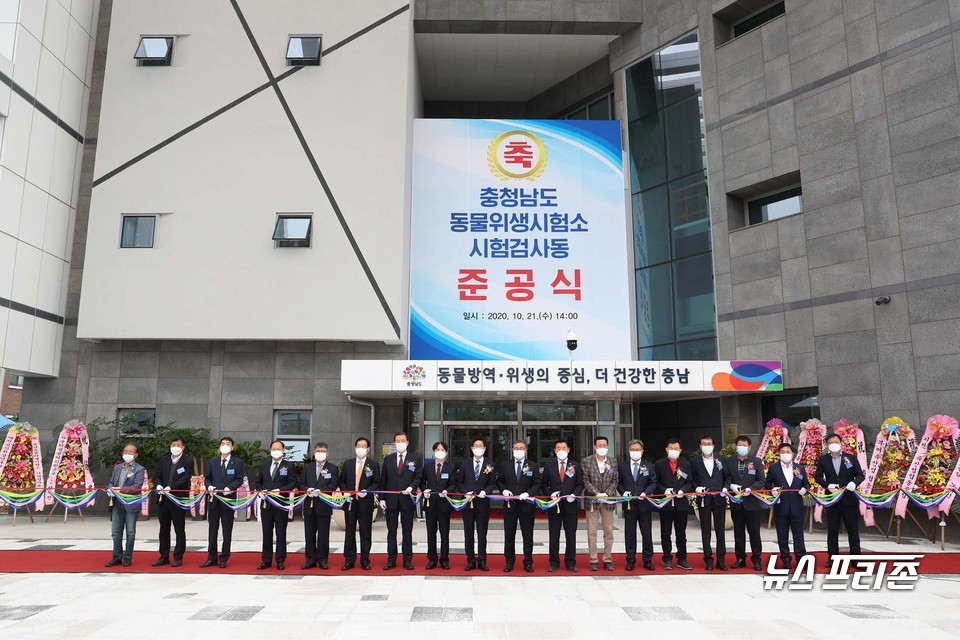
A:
410 119 631 360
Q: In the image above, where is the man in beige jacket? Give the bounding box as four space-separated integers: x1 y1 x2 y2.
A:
581 436 620 571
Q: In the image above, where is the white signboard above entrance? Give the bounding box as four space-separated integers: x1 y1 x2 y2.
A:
341 360 783 396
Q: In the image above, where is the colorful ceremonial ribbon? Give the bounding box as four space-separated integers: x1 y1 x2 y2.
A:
157 489 205 511
642 495 676 510
444 495 473 511
213 493 260 512
44 420 95 508
588 495 632 506
902 490 951 511
261 491 308 513
313 491 351 510
863 418 915 523
532 496 563 511
855 489 899 509
897 415 959 518
50 489 99 510
0 488 45 510
808 490 846 508
0 422 45 511
107 488 151 507
727 490 781 507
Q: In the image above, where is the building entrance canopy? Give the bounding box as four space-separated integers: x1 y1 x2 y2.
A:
341 359 782 399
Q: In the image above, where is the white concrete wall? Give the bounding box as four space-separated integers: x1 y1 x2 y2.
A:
0 0 98 376
79 0 416 342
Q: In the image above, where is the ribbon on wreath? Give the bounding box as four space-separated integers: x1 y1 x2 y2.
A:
897 415 959 518
833 418 871 525
0 488 46 510
0 422 45 511
44 420 95 508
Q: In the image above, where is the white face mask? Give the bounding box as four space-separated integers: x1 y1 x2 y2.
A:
513 450 525 460
270 450 284 460
355 447 368 458
629 450 643 461
219 445 232 455
434 450 447 460
780 453 793 464
314 452 327 462
595 447 608 457
122 454 135 463
556 450 569 461
701 445 714 456
472 448 485 458
170 446 183 457
395 442 408 453
828 443 842 454
667 449 680 460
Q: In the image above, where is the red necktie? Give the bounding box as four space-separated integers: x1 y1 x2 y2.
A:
398 454 403 475
560 461 566 480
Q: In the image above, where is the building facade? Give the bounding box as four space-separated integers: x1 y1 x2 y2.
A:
19 0 960 463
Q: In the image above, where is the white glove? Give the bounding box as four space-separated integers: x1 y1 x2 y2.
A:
478 491 486 499
827 483 839 492
502 489 513 497
566 495 576 503
379 499 387 510
155 486 165 492
423 489 432 498
358 490 367 498
518 492 529 501
744 488 752 494
440 490 448 497
846 481 856 491
639 492 647 499
207 485 215 492
695 486 705 493
309 489 319 497
677 490 684 498
550 491 560 499
402 486 412 495
721 487 728 494
799 487 807 496
730 484 742 493
622 491 632 497
596 492 608 498
465 491 475 498
771 486 781 495
664 488 675 495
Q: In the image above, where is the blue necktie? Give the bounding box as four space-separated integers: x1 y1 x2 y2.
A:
516 461 522 481
633 462 639 482
475 460 481 481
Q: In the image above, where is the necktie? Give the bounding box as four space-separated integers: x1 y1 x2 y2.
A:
221 458 226 472
560 461 566 481
271 462 278 480
398 454 403 475
516 460 522 481
474 460 481 481
436 463 442 482
633 462 639 482
356 459 362 492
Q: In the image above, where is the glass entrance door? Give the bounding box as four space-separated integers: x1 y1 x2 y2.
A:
447 426 514 465
524 426 582 466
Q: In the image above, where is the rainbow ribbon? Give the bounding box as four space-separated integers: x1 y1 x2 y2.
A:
808 490 847 508
0 489 45 510
728 490 781 507
642 496 675 510
213 493 259 512
261 491 308 512
157 489 205 511
444 495 473 511
50 489 99 510
108 489 151 507
902 490 950 510
313 492 351 510
532 496 563 511
588 495 633 506
855 489 899 508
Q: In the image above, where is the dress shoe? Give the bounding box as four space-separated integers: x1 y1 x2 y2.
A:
172 559 182 567
440 559 450 570
319 561 328 570
341 562 355 571
565 564 578 572
219 561 227 569
731 558 746 569
625 562 636 571
643 561 655 571
277 562 285 570
548 563 560 572
524 561 534 573
717 562 727 571
302 562 318 570
360 560 371 570
663 560 673 570
403 561 414 570
257 562 271 571
465 560 476 571
705 558 714 571
426 560 438 570
383 561 397 570
503 563 514 573
603 561 615 571
752 559 762 571
200 559 216 568
152 558 169 567
781 561 792 572
589 562 598 572
478 560 489 571
122 558 132 567
677 560 692 571
105 558 121 567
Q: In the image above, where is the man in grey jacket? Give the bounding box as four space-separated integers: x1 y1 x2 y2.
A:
105 442 145 567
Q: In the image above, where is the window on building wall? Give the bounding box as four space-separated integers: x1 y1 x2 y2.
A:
286 36 322 66
273 214 312 248
732 1 786 38
118 408 157 436
120 216 156 248
9 375 24 389
562 93 613 120
713 0 786 45
747 186 802 225
275 410 311 461
134 37 173 66
760 392 819 434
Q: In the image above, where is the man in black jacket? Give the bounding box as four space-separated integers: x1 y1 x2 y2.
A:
256 440 298 570
541 438 584 572
339 437 380 571
497 440 540 573
690 435 731 571
379 432 423 570
201 437 245 569
654 438 693 570
766 442 810 570
301 441 340 570
617 439 657 571
455 437 497 571
816 432 866 566
152 436 193 567
727 435 766 570
420 442 455 570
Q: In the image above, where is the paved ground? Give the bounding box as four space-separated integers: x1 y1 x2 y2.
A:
0 511 957 638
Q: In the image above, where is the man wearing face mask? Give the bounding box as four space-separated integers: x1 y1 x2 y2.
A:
541 438 584 572
581 436 619 571
105 443 145 567
766 442 810 570
201 437 245 569
497 440 540 573
618 439 657 571
690 435 731 571
152 436 193 567
455 437 497 571
654 438 693 570
379 432 423 571
420 441 454 570
256 440 298 570
727 435 766 570
816 433 865 567
339 437 380 571
301 442 339 570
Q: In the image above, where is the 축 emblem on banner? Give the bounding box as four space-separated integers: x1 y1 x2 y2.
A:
488 130 547 181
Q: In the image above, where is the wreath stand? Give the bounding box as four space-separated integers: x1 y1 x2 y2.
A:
43 488 86 523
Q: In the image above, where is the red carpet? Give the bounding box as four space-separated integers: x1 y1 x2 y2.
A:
1 550 958 575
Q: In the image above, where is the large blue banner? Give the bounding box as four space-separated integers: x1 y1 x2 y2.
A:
410 119 631 360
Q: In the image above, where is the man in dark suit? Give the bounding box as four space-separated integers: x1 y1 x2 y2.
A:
618 438 657 571
201 437 245 568
339 436 380 571
420 441 455 570
497 440 540 573
152 436 193 567
379 432 423 570
727 434 766 571
301 441 340 570
766 442 811 570
455 437 497 571
541 438 584 572
255 440 298 570
690 434 731 571
816 432 866 566
654 438 693 570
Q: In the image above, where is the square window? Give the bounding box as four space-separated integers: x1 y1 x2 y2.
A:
747 186 802 225
134 37 173 66
733 2 786 38
9 374 24 389
273 215 312 248
120 215 156 248
286 36 322 66
275 411 311 461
